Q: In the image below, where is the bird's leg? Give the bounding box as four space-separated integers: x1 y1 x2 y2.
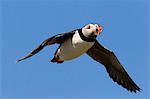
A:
51 55 64 64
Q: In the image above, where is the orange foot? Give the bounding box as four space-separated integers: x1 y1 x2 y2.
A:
51 56 64 64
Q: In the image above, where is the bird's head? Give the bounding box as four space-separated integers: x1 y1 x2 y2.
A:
82 23 103 38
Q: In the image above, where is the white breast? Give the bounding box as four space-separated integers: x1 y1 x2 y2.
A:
58 31 95 61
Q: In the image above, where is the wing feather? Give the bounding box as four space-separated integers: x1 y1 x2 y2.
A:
17 31 75 62
86 40 141 93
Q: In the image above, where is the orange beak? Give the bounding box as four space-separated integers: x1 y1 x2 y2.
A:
93 25 103 35
98 25 103 33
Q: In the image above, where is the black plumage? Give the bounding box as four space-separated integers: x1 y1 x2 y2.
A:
86 41 141 92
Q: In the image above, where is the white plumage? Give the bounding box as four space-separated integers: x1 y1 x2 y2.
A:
58 30 94 60
17 23 141 93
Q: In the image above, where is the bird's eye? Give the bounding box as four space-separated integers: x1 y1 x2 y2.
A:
87 25 90 29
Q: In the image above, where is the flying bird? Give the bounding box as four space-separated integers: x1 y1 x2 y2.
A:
17 23 141 93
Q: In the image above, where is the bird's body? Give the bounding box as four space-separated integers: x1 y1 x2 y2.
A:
56 30 94 61
17 23 141 93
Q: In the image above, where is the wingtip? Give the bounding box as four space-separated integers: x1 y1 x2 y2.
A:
137 87 142 92
130 86 141 93
135 85 141 93
16 59 22 63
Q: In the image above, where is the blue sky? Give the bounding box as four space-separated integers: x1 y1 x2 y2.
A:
1 0 149 99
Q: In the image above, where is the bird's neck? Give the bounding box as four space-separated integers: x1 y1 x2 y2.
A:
78 29 96 42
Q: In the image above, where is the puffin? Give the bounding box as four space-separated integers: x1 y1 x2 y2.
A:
17 23 141 93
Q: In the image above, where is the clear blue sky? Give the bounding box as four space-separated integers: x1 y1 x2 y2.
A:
1 0 149 99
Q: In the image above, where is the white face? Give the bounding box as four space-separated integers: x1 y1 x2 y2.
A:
82 24 102 38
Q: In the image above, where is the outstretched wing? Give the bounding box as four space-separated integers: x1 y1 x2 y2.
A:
17 30 76 62
86 40 141 93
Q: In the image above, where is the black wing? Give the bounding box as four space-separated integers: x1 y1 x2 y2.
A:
86 40 141 93
17 30 76 62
